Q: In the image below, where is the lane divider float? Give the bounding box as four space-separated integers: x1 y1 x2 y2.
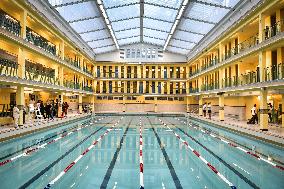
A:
0 117 106 167
139 117 144 189
159 119 237 189
44 117 124 189
175 118 284 171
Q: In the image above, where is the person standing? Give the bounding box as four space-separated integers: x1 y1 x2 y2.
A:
40 101 45 119
251 104 258 124
207 102 212 119
202 103 207 117
13 105 20 128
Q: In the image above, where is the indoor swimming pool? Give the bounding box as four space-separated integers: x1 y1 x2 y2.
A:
0 115 283 189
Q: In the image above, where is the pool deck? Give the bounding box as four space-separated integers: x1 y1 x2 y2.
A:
0 113 92 142
188 113 284 147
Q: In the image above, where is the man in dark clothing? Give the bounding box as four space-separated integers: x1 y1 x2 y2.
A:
40 101 45 119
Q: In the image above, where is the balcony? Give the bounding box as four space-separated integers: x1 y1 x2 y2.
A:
26 27 56 56
263 20 284 41
0 10 21 37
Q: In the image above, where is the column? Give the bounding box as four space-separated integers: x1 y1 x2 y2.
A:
219 68 224 89
149 66 153 78
124 65 127 78
78 94 83 114
136 81 139 93
106 81 109 93
259 51 266 82
173 82 176 94
259 88 268 131
118 81 121 93
118 66 121 79
143 81 146 93
218 92 225 121
161 82 165 94
186 96 190 113
94 65 97 77
100 81 103 93
16 86 25 126
258 13 265 43
161 66 164 78
277 47 283 79
130 81 133 93
155 81 158 94
167 66 170 79
154 97 158 113
186 81 189 94
112 65 115 78
131 66 134 78
198 95 203 116
173 66 177 78
137 65 141 78
123 96 126 112
142 65 146 78
155 65 159 78
167 81 170 95
58 92 64 117
20 10 27 39
281 94 284 128
18 47 25 79
92 96 95 113
59 66 64 86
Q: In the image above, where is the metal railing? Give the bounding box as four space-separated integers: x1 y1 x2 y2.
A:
263 63 284 81
0 10 21 36
189 88 199 93
263 20 284 41
26 27 56 56
0 57 18 77
201 80 219 91
25 60 59 85
0 104 13 117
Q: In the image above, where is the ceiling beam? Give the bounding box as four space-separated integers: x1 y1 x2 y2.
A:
144 16 174 24
143 35 166 41
177 28 205 36
111 16 140 23
168 44 191 50
115 27 139 33
144 27 169 33
163 0 190 51
105 2 139 10
140 0 144 43
192 0 232 9
117 35 141 41
78 28 106 35
86 37 111 43
183 16 217 25
172 37 197 44
53 0 93 8
93 44 115 49
95 0 119 49
68 15 101 24
144 2 179 10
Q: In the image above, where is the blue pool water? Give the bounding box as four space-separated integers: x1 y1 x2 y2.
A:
0 115 283 189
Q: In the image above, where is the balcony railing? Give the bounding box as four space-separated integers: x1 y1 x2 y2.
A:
64 56 81 70
189 88 199 93
263 20 284 41
26 27 56 56
0 10 21 36
201 80 219 91
25 60 59 85
0 57 18 77
223 34 259 61
264 63 284 81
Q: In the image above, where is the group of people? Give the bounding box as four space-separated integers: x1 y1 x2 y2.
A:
12 99 69 128
249 103 282 124
202 102 212 119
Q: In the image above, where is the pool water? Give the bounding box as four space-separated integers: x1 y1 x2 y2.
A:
0 115 283 189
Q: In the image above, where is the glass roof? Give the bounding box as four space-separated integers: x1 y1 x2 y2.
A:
47 0 240 55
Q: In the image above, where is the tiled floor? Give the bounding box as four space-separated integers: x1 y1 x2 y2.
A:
189 113 284 145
